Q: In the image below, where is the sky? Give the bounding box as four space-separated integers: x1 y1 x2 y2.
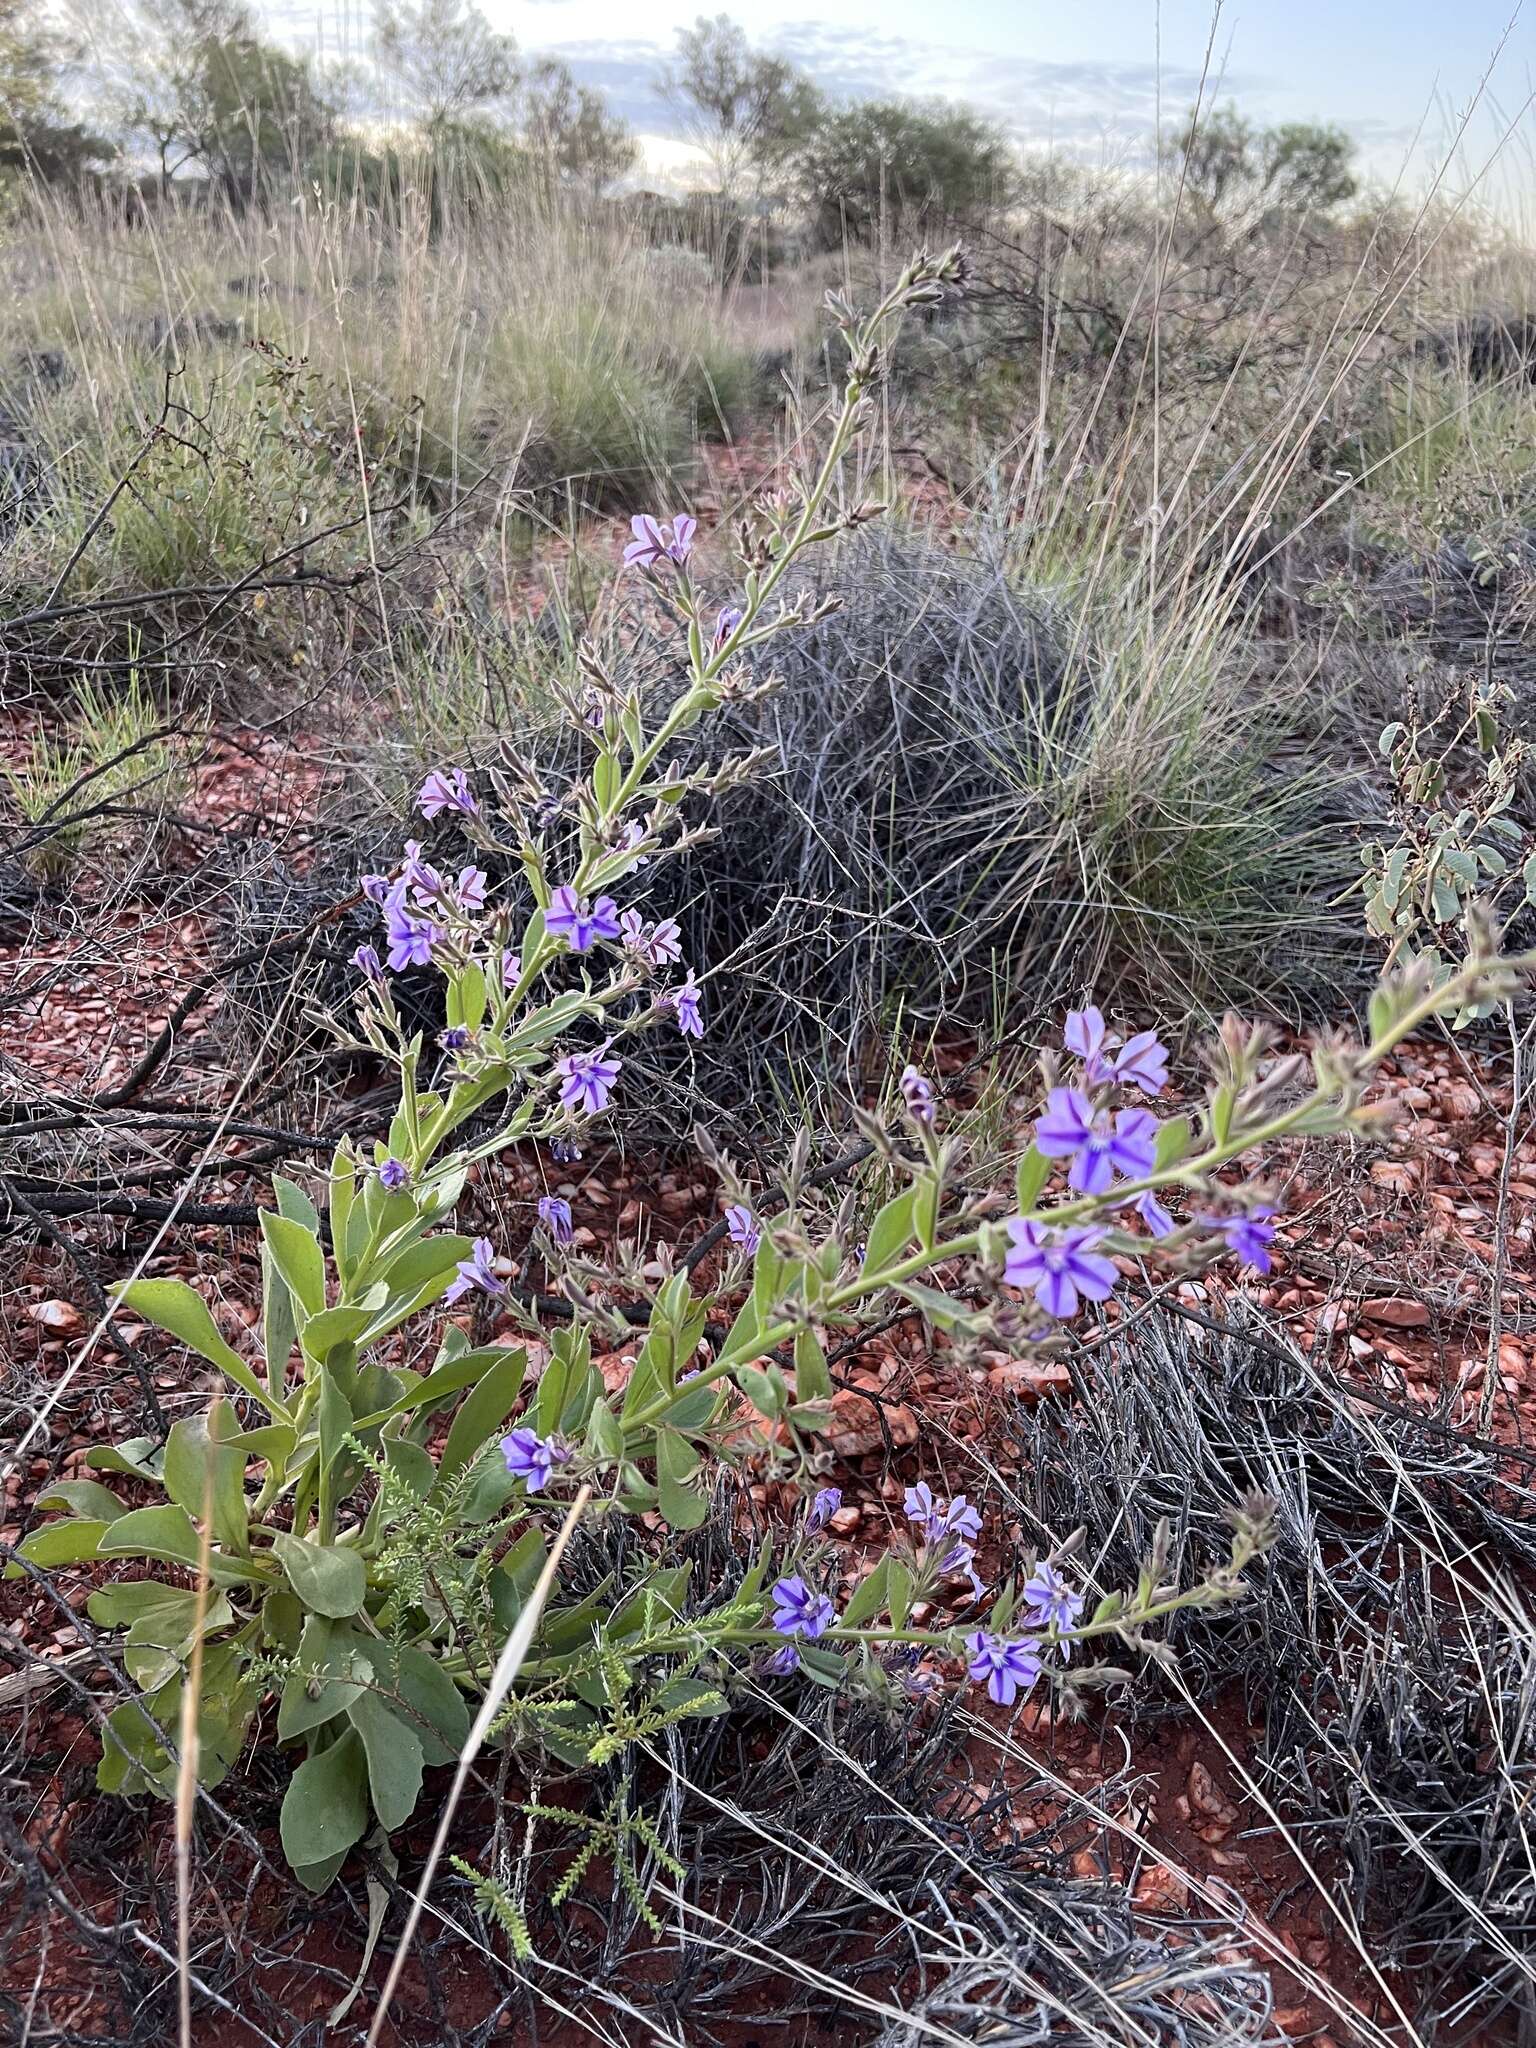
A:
262 0 1536 203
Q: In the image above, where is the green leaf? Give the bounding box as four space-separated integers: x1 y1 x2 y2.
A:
13 1518 108 1568
656 1429 708 1530
300 1299 387 1369
377 1235 474 1302
1524 850 1536 906
352 1640 470 1766
352 1345 509 1430
277 1618 368 1740
162 1412 250 1555
260 1211 327 1322
328 1147 358 1289
792 1327 833 1404
841 1554 894 1628
35 1479 127 1522
274 1173 322 1236
113 1279 286 1419
348 1690 424 1831
280 1729 369 1877
270 1531 367 1619
1153 1116 1192 1172
436 1347 528 1486
860 1187 918 1280
96 1503 201 1567
85 1435 163 1480
1013 1145 1050 1215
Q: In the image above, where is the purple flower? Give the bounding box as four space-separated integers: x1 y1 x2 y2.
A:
501 949 523 989
770 1574 835 1640
546 885 622 953
1064 1005 1112 1079
623 512 697 569
1003 1219 1119 1320
376 1157 410 1192
724 1203 760 1255
453 866 489 913
964 1631 1044 1707
538 1195 574 1247
1113 1029 1169 1095
666 976 704 1039
618 909 683 967
1021 1562 1085 1643
900 1064 936 1125
806 1486 842 1532
360 873 391 906
445 1236 506 1304
352 943 384 983
556 1044 622 1116
500 1426 572 1493
1034 1089 1158 1195
1207 1204 1279 1274
417 767 478 820
1132 1187 1177 1237
1064 1007 1169 1095
936 1537 987 1601
439 1025 472 1054
402 841 442 900
384 888 440 972
551 1136 583 1164
903 1483 982 1546
712 604 744 652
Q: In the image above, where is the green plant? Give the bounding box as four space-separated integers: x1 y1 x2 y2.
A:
16 250 1534 1906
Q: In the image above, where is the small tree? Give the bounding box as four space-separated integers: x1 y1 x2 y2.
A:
370 0 517 138
1164 102 1358 219
662 13 821 199
791 98 1015 244
522 57 636 196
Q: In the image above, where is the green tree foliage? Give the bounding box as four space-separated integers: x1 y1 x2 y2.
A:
68 0 334 202
1164 102 1358 218
662 13 822 198
0 0 110 182
370 0 517 137
522 57 637 196
791 97 1016 243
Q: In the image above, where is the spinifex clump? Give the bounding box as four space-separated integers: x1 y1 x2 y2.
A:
15 248 1533 1895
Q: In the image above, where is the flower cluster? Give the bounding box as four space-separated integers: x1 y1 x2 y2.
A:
996 1009 1283 1323
773 1481 1090 1706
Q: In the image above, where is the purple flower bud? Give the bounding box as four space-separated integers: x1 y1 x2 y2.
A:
550 1136 583 1165
899 1063 936 1125
501 949 523 989
376 1157 410 1191
417 766 478 820
352 943 384 982
806 1486 842 1532
712 604 744 652
360 874 391 906
538 1195 574 1247
763 1643 802 1676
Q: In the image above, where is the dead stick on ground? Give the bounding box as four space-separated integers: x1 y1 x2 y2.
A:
364 1485 592 2048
